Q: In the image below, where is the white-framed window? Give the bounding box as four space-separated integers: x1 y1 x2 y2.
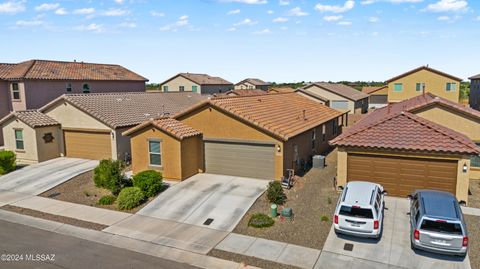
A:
14 129 24 150
446 82 457 92
66 83 72 92
179 86 185 92
82 83 90 93
163 85 169 92
416 83 425 92
12 83 20 100
149 140 161 166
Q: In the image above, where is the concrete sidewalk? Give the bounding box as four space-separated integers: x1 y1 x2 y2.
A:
462 206 480 216
215 233 321 269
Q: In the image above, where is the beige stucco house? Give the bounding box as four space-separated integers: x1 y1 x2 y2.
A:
234 78 270 91
362 85 388 109
159 73 233 95
469 73 480 111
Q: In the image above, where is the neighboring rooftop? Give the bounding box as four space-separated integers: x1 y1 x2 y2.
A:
40 92 206 129
123 118 201 140
303 82 369 101
294 88 330 103
386 66 463 83
0 59 148 81
469 74 480 80
0 110 59 128
175 92 345 141
226 89 268 96
162 73 232 86
236 78 270 86
362 85 387 94
330 111 479 155
268 87 296 93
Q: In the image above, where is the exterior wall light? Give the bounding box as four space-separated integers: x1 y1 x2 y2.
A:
463 163 468 173
276 144 281 153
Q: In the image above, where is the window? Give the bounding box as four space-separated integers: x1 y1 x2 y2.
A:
82 83 90 93
446 82 457 92
416 83 425 92
393 83 403 92
66 83 72 93
12 83 20 100
179 86 185 92
149 140 161 166
339 206 374 219
192 85 198 93
322 124 326 142
163 85 169 92
15 129 24 150
471 143 480 167
311 129 316 149
420 219 463 235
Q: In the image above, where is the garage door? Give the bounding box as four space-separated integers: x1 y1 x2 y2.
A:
331 100 349 110
347 154 457 197
64 130 112 160
204 140 275 179
369 95 388 104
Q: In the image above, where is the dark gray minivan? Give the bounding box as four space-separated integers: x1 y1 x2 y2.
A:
408 190 468 256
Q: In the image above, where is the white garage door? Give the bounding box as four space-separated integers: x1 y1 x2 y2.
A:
331 100 349 110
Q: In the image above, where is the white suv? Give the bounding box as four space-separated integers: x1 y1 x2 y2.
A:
334 181 386 238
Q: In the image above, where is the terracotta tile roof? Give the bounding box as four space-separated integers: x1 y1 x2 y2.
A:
226 89 268 96
123 117 201 140
175 93 345 141
469 74 480 80
362 86 387 94
0 63 16 79
295 88 330 103
0 110 59 128
268 87 295 93
235 78 270 86
40 92 206 129
386 66 462 83
303 82 369 101
162 73 232 86
0 60 147 81
330 112 479 155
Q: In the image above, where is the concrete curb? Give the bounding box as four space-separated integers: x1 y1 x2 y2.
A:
0 209 260 269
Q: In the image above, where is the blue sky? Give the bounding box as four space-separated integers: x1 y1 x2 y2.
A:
0 0 479 83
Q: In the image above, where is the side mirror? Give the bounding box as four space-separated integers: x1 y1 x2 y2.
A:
407 194 413 200
459 200 466 207
382 190 388 196
338 186 344 191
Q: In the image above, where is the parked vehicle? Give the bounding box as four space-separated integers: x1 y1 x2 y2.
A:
334 181 386 238
408 190 468 257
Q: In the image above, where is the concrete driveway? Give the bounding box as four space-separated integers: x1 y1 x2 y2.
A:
104 173 267 254
0 158 98 195
316 197 471 269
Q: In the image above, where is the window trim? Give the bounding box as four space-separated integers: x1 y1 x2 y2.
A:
179 86 185 92
446 82 457 92
393 83 403 92
14 129 24 150
148 139 162 167
192 85 198 93
12 82 20 100
82 83 91 93
163 85 169 92
66 83 72 93
416 83 425 92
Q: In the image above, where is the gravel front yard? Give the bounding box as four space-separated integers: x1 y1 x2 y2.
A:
468 179 480 208
231 149 339 250
465 215 480 269
40 170 162 213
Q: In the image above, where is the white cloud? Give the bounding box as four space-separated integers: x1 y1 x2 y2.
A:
76 23 104 33
361 0 375 4
425 0 468 12
254 28 271 34
227 27 236 31
361 0 422 4
150 11 165 17
221 0 267 4
55 8 67 15
103 8 129 16
267 10 274 14
114 0 124 3
159 15 189 32
16 19 44 26
0 0 26 14
227 9 240 15
287 7 308 16
119 22 136 28
369 16 379 22
35 3 59 12
338 21 352 25
273 17 288 22
73 8 95 15
279 0 289 5
323 15 343 21
234 18 258 26
437 15 450 20
315 0 355 13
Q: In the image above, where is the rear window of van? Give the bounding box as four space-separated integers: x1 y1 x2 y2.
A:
339 206 373 219
420 220 463 235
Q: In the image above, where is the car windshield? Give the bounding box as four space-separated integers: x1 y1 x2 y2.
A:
339 205 373 219
420 219 463 235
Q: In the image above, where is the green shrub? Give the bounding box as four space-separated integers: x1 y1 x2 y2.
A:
117 187 145 210
98 195 116 205
132 170 163 197
0 150 16 174
248 213 274 228
93 160 129 195
266 181 287 205
321 215 330 222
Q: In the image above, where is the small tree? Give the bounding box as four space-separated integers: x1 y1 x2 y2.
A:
132 170 163 197
93 159 129 195
0 150 16 174
266 181 287 205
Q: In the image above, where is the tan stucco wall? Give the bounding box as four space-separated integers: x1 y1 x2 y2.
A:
414 105 480 141
2 118 38 164
181 136 204 179
0 81 11 145
336 147 348 188
10 82 27 111
303 85 356 114
44 102 111 131
296 92 327 105
456 157 470 203
235 82 256 90
370 87 388 95
36 126 62 162
160 76 200 93
387 69 460 103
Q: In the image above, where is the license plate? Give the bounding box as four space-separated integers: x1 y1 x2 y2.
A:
432 239 447 245
351 223 360 227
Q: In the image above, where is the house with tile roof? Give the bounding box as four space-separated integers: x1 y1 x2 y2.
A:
469 73 480 111
124 93 348 181
225 89 268 97
0 92 205 164
159 73 233 95
330 92 480 203
362 85 388 109
385 65 462 104
300 82 369 115
0 59 148 145
234 78 270 91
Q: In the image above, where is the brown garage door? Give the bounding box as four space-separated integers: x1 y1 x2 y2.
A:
64 130 112 160
347 154 457 197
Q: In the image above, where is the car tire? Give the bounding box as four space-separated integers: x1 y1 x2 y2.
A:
410 240 415 251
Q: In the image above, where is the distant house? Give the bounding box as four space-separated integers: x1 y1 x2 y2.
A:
300 82 369 114
469 74 480 111
159 73 233 95
362 85 388 109
294 88 330 106
0 59 148 145
225 89 268 96
268 87 295 93
234 78 270 91
385 66 462 103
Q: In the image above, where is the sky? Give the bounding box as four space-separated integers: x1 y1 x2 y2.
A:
0 0 479 83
